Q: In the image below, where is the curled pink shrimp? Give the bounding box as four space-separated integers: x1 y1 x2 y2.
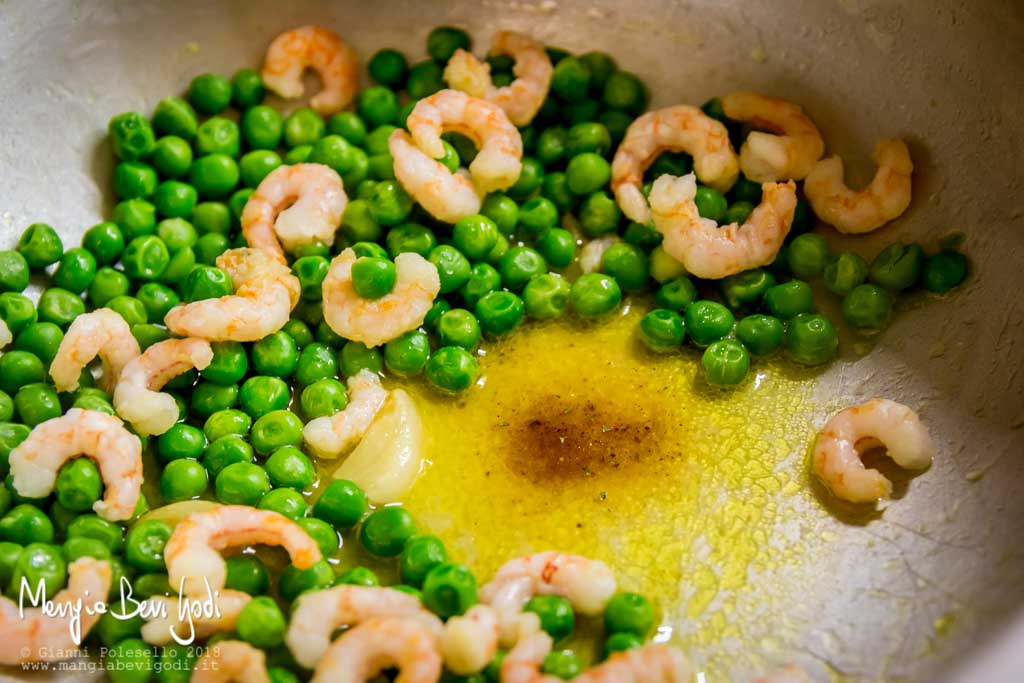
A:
261 25 359 116
49 308 140 393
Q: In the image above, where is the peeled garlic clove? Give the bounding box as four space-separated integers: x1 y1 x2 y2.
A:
333 388 424 504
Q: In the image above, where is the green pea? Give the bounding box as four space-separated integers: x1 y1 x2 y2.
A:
603 591 655 636
475 291 526 336
106 637 156 683
113 199 157 240
188 72 232 115
335 566 379 587
534 229 575 269
53 457 103 512
422 562 477 618
17 223 63 269
86 267 130 307
0 251 29 293
189 154 240 199
922 250 967 293
279 559 334 601
194 232 229 265
159 458 209 502
202 342 248 385
498 247 546 291
369 180 413 226
247 332 297 380
787 233 831 279
393 535 447 588
702 339 750 386
313 479 367 529
0 504 53 544
13 322 63 364
599 110 633 144
406 59 445 98
684 300 735 346
238 149 282 188
786 313 839 366
423 345 478 395
514 199 556 237
720 269 776 310
281 319 314 350
525 595 575 641
459 263 501 309
35 288 84 328
602 71 647 113
215 461 271 505
15 383 62 427
427 25 471 62
566 153 611 195
356 85 398 127
694 185 728 222
446 217 497 263
423 246 470 296
299 517 338 557
67 514 123 553
152 97 198 141
424 298 451 331
225 554 269 595
535 126 568 166
508 157 544 200
258 487 308 520
723 201 755 224
358 505 416 557
639 309 685 351
566 122 612 157
181 265 232 303
604 632 643 657
198 435 251 480
265 445 316 491
729 174 762 204
0 352 45 394
284 107 325 148
203 408 252 441
578 191 621 237
231 67 264 108
236 595 287 648
0 393 11 423
63 535 112 563
156 642 196 683
348 256 396 300
133 283 177 322
121 235 169 282
109 111 156 161
485 233 511 266
570 273 621 317
72 227 115 281
295 343 338 385
188 380 236 417
735 314 785 356
0 292 36 335
842 283 892 329
764 280 814 320
384 330 431 376
237 375 288 419
368 48 408 86
601 242 649 291
95 598 143 646
824 252 869 296
106 295 148 326
481 193 519 235
251 410 303 455
433 309 478 350
156 423 206 463
338 341 382 378
551 57 591 102
241 105 284 150
130 572 172 599
124 519 172 572
284 144 313 165
113 161 158 199
10 542 67 603
870 242 925 291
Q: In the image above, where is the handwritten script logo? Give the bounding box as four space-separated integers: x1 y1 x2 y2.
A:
19 575 223 646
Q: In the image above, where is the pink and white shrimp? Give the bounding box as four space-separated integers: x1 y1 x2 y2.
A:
8 408 142 522
302 369 389 459
441 604 501 675
813 398 934 503
389 130 483 223
191 640 269 683
649 172 797 279
286 584 440 668
310 616 443 683
444 31 553 126
481 551 616 645
612 105 739 223
140 589 251 646
49 308 141 393
241 163 347 262
720 92 824 182
163 247 301 342
804 139 913 234
261 25 359 116
0 557 111 665
321 248 440 348
406 89 523 195
163 506 322 596
113 337 213 436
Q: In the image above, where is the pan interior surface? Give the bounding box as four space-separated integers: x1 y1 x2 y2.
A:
1 1 1023 680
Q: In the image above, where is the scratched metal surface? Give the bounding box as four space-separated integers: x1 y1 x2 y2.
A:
0 0 1023 681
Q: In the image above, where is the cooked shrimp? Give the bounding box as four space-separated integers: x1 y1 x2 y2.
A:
389 130 482 223
407 89 523 194
813 398 934 503
286 584 439 668
444 31 553 126
579 236 620 274
804 139 913 234
500 628 559 683
441 604 500 675
649 173 797 279
191 640 269 683
302 369 388 459
261 25 358 116
612 105 739 223
164 506 322 596
481 551 616 644
141 589 251 646
0 557 111 664
311 616 443 683
322 247 441 348
720 92 824 182
8 408 142 522
49 308 141 393
113 338 213 436
241 163 346 262
163 248 301 342
754 665 816 683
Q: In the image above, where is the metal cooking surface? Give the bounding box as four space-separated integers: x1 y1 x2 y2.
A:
1 1 1023 680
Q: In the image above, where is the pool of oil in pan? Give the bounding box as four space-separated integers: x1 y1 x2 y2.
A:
390 301 828 668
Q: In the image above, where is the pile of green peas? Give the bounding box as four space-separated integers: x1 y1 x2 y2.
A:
0 24 711 680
